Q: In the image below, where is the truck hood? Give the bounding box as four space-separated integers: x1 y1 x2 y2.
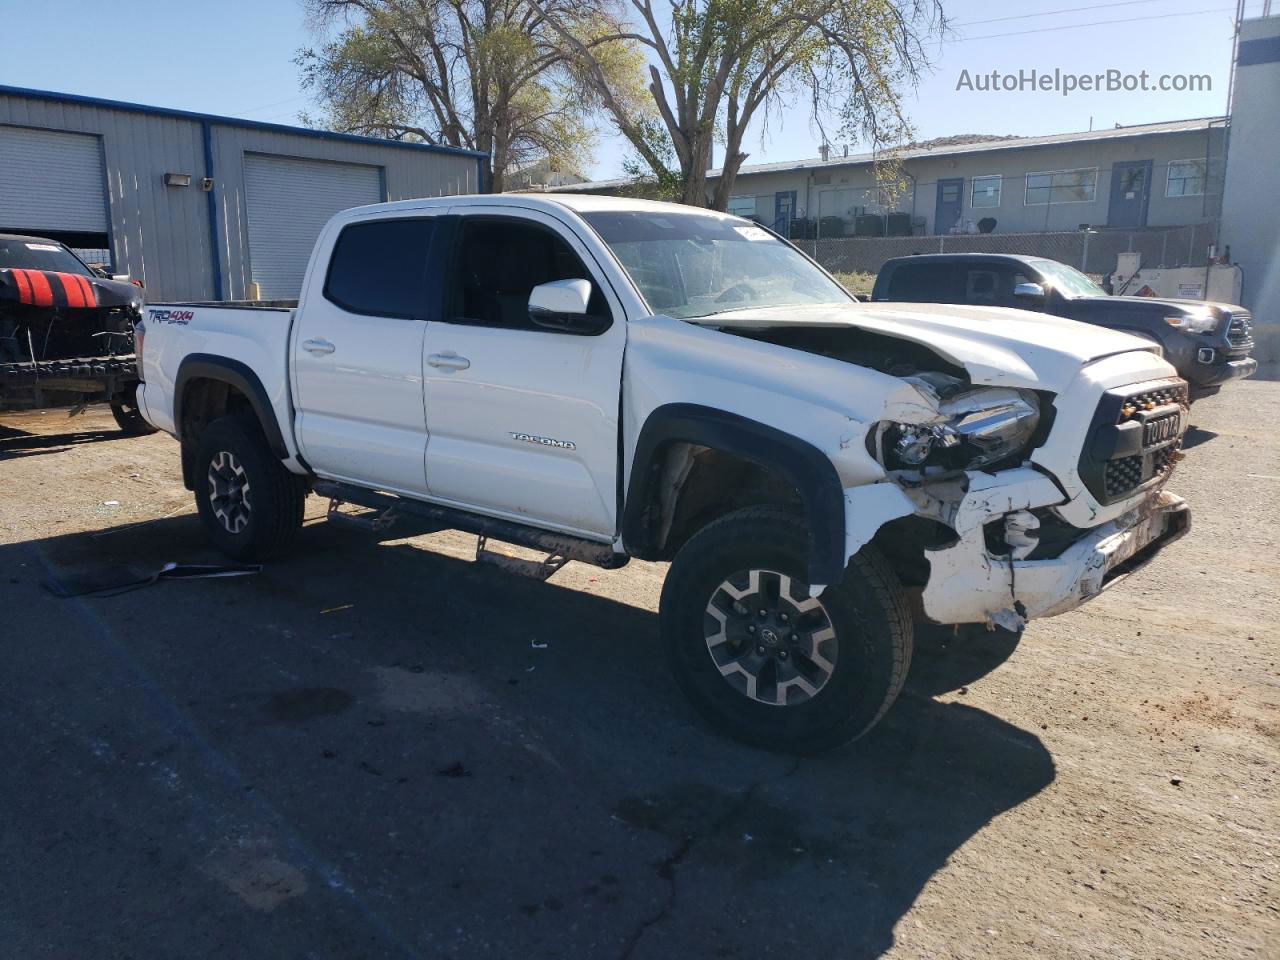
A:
690 301 1162 391
1071 294 1247 315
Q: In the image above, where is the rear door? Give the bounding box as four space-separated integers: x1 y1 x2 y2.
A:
934 178 964 233
291 213 442 496
1107 160 1153 228
420 209 626 539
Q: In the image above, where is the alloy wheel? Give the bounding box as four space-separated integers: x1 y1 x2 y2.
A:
207 450 253 534
703 568 837 706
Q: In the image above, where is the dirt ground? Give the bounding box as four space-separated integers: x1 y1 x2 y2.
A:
1 382 1276 960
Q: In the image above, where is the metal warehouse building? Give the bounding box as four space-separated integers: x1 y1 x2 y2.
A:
0 85 486 301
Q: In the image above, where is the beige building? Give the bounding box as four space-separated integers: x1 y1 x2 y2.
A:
1219 13 1280 315
552 117 1226 241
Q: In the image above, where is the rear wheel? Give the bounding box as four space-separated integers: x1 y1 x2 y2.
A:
660 506 912 754
193 414 306 560
109 383 158 435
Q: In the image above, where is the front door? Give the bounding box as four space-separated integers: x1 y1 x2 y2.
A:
1108 160 1152 228
935 178 963 234
420 209 626 539
773 191 797 235
291 213 441 496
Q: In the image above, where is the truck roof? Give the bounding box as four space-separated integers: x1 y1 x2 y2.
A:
334 192 743 221
881 252 1049 267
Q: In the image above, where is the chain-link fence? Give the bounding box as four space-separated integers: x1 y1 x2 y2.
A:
795 222 1221 280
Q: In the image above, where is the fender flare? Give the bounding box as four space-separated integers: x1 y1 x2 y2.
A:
174 354 288 458
622 403 845 585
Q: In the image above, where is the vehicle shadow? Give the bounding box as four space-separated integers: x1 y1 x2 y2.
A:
5 513 1055 959
1181 425 1219 450
0 427 133 461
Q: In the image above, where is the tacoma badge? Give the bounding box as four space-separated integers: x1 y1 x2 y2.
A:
509 432 576 450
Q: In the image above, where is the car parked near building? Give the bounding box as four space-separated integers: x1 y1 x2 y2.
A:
871 253 1257 400
135 196 1191 753
0 234 153 433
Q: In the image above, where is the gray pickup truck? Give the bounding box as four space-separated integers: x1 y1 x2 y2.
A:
871 253 1257 400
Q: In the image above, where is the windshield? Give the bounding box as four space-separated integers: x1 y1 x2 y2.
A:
0 238 94 276
1031 258 1105 298
581 210 852 319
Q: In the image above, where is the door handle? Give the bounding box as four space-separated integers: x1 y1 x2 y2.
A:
427 353 470 371
302 338 335 355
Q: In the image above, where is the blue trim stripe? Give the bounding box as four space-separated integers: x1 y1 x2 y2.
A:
201 121 224 300
1237 36 1280 66
0 84 488 161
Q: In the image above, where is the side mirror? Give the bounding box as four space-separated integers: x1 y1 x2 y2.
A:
528 279 607 334
1014 281 1045 301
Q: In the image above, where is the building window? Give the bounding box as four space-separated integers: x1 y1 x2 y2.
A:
727 195 757 219
971 175 1001 208
1166 158 1207 197
1024 168 1098 205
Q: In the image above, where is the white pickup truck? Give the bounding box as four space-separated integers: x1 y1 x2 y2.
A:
136 194 1191 752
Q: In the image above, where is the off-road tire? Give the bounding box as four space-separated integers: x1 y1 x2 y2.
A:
109 383 158 435
193 414 306 561
660 506 912 754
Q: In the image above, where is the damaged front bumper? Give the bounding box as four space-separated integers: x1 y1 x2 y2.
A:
844 468 1191 629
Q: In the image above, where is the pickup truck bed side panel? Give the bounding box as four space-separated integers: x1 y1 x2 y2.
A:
140 304 303 465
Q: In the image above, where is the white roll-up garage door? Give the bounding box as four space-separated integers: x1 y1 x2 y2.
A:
0 126 108 233
243 154 383 299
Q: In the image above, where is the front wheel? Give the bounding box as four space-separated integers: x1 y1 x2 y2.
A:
193 414 306 560
660 506 913 754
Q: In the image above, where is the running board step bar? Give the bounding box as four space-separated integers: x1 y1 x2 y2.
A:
314 480 628 571
475 535 569 581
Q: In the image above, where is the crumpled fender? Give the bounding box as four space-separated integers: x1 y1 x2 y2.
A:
835 469 1067 626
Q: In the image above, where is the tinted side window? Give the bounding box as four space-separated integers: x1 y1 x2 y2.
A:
885 263 957 302
963 268 1000 304
449 218 610 332
324 219 435 318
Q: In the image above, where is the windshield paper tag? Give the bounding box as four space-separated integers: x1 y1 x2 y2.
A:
733 225 771 242
25 243 61 251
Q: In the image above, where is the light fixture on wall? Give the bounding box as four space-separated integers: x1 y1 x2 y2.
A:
163 172 192 187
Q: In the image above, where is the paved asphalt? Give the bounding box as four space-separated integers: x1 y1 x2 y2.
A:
1 383 1275 959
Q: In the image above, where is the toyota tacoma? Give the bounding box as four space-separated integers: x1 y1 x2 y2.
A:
133 196 1192 753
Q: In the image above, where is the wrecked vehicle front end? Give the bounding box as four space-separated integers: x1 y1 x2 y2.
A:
846 357 1191 630
708 307 1193 630
0 265 145 417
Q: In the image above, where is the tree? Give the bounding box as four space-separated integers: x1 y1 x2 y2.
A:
535 0 945 208
297 0 645 192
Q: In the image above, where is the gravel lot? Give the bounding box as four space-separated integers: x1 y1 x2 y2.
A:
1 382 1276 959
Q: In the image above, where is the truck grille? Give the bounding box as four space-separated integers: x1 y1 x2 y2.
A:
1080 378 1189 505
1226 313 1254 349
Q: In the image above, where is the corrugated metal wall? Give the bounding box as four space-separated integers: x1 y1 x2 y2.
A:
0 91 483 301
213 125 478 299
0 126 109 231
0 93 212 300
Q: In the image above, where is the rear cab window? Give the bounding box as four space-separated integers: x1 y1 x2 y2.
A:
324 219 437 318
884 262 960 302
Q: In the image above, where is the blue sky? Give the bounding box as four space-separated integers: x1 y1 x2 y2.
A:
0 0 1265 180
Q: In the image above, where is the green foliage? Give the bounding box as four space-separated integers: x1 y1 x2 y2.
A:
535 0 945 206
298 0 641 190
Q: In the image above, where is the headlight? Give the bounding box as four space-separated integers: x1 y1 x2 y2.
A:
874 388 1041 472
1164 308 1218 335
